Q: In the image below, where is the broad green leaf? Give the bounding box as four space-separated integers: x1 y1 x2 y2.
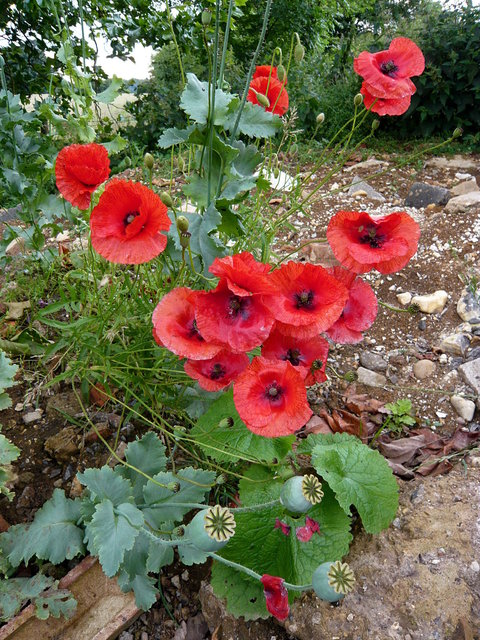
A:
143 467 215 523
117 571 158 611
147 537 174 573
230 140 262 178
225 102 282 138
0 394 12 411
101 135 127 155
309 433 399 533
95 76 123 104
0 433 20 466
237 465 283 506
89 500 143 576
180 73 235 126
116 432 167 501
158 124 198 148
178 542 209 567
0 352 18 392
78 465 133 506
0 524 29 569
190 389 294 464
0 574 53 621
219 176 257 201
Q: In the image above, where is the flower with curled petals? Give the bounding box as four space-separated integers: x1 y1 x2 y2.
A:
152 288 221 360
247 76 289 116
233 356 312 437
55 143 110 210
268 262 348 339
184 350 249 391
360 84 413 116
327 210 420 275
325 267 377 344
90 180 171 264
209 252 274 296
260 575 289 621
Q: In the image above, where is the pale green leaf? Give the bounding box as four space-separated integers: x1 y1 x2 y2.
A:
117 571 158 611
78 465 133 506
0 574 53 621
35 589 77 620
225 102 282 138
0 433 20 466
0 352 18 392
95 76 123 104
180 73 235 126
158 124 198 148
116 432 167 501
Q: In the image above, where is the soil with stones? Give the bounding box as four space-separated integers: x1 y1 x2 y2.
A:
1 151 480 640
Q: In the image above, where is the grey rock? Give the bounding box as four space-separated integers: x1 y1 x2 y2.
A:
404 182 450 208
356 366 387 387
0 205 22 223
458 358 480 394
425 155 478 171
347 175 385 202
457 288 480 324
359 350 388 372
411 291 448 314
418 318 427 331
438 333 471 356
413 359 436 380
467 346 480 361
450 395 475 422
451 177 479 197
22 410 43 425
444 192 480 214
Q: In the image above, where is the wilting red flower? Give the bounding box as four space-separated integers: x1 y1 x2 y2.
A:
261 328 329 382
327 210 420 275
260 575 289 621
184 350 249 391
90 180 171 264
268 262 348 338
360 83 412 116
209 252 274 296
194 280 275 353
152 288 222 360
325 267 377 344
274 518 291 537
55 143 110 210
295 516 321 543
233 356 312 437
247 76 289 116
253 65 287 85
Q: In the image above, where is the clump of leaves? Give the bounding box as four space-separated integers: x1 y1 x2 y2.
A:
383 399 416 435
0 351 18 410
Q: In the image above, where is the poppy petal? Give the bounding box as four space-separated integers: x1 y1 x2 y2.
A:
260 575 289 621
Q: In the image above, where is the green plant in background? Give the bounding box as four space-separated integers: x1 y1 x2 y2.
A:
382 398 416 437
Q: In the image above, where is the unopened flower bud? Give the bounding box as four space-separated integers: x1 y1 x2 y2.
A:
371 119 380 131
174 525 185 537
277 64 287 83
218 416 234 429
289 143 298 155
452 127 463 139
161 191 174 208
124 156 132 168
167 481 180 493
176 215 189 232
254 91 270 109
201 9 212 26
215 474 227 485
144 152 154 170
316 112 325 124
294 43 305 63
354 93 363 107
273 167 280 179
179 231 191 249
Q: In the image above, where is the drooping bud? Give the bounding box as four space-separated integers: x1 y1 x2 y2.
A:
371 119 380 131
215 473 227 486
167 481 180 493
254 90 270 109
277 64 287 83
452 127 463 139
144 152 154 170
316 112 325 124
124 156 132 168
273 167 280 179
201 9 212 26
354 93 363 107
176 215 189 232
294 43 305 63
289 143 298 155
160 191 174 208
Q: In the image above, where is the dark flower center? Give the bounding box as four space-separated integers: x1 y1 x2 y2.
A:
188 319 204 342
358 224 385 249
124 210 140 226
228 295 250 320
295 289 314 309
266 381 283 401
285 348 302 366
210 363 226 380
380 60 398 77
312 359 323 371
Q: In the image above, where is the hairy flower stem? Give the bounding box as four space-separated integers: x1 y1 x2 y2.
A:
218 0 235 88
165 0 185 86
379 300 415 313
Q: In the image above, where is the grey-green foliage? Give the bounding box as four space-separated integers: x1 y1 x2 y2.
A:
0 429 20 502
0 432 215 613
0 574 77 622
0 350 18 411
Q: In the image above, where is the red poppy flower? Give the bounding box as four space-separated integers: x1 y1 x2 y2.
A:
194 280 275 353
274 518 291 537
253 65 287 85
152 288 222 360
325 267 377 344
90 179 171 264
233 357 312 437
268 262 348 338
260 575 289 621
327 210 420 275
295 516 321 543
247 76 289 116
184 350 249 392
360 82 412 116
354 37 424 100
55 143 110 210
261 327 329 382
209 252 275 296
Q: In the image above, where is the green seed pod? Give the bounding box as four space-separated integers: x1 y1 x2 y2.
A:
371 119 380 131
176 215 189 232
312 561 355 602
280 476 311 513
294 43 305 63
254 91 270 109
179 231 191 249
215 473 227 486
354 93 363 107
452 127 463 139
218 416 234 429
186 505 236 552
277 64 287 83
316 113 325 124
167 481 180 493
289 143 298 155
161 191 174 208
144 152 154 170
201 9 212 26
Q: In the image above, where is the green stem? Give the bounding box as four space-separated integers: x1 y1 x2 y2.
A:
206 0 221 208
379 300 414 313
165 0 185 85
218 0 235 87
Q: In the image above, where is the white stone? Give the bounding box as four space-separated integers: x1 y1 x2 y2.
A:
411 291 448 314
458 358 480 395
451 178 479 197
444 192 480 214
413 360 436 380
397 292 412 306
425 156 477 171
450 395 475 422
344 158 387 172
356 367 387 388
470 560 480 572
5 236 26 256
455 172 472 180
439 354 448 364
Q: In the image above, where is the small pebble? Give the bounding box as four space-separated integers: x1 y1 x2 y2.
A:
470 561 480 572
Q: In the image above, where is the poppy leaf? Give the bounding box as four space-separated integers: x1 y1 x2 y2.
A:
95 75 123 104
224 101 282 138
158 124 199 149
180 73 235 126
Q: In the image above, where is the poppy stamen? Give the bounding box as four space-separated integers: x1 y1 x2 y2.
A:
228 296 250 320
285 348 302 366
295 289 314 309
359 225 385 248
380 60 398 77
210 363 226 380
266 382 282 400
124 210 140 226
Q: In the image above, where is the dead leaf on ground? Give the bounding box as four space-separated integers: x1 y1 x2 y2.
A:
344 389 386 415
5 301 31 320
89 383 110 407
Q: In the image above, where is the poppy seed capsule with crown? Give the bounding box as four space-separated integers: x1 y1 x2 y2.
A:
280 474 323 513
312 561 355 602
186 505 236 551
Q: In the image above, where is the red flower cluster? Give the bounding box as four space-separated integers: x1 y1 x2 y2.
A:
247 65 289 116
261 575 289 621
55 143 110 210
354 37 425 116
